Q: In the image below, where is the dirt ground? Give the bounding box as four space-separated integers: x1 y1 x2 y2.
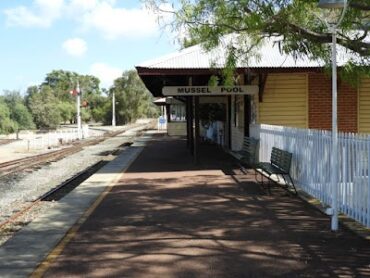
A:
42 135 370 277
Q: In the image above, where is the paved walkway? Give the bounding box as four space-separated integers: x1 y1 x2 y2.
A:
40 134 370 277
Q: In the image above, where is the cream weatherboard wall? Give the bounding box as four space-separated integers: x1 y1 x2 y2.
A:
358 77 370 133
258 73 308 128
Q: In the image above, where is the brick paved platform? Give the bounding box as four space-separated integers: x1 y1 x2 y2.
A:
40 134 370 277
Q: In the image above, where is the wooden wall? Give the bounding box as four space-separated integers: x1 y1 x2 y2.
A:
258 73 308 128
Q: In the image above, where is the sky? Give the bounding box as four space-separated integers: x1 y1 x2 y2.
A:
0 0 178 93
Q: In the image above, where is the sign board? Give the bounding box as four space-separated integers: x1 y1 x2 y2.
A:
159 116 166 124
163 85 258 96
157 116 167 130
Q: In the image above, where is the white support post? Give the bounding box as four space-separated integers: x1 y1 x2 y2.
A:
368 138 370 227
76 81 82 139
331 28 339 231
112 91 116 127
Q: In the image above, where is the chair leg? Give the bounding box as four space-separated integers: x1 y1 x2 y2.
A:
260 172 269 193
267 174 273 195
255 169 262 183
285 174 298 195
281 175 290 190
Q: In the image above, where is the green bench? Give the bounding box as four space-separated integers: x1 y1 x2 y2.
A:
233 136 259 172
256 147 297 195
231 136 259 177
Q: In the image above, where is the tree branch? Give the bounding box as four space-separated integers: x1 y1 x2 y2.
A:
350 2 370 11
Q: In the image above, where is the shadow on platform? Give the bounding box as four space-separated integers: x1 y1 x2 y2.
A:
42 134 370 278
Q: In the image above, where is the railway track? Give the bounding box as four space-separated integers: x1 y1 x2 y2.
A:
0 122 148 178
0 160 106 231
0 122 153 239
0 140 133 233
0 147 83 178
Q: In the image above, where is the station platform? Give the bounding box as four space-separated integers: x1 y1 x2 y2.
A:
1 131 370 277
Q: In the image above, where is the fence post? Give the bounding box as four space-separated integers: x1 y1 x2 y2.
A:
255 123 370 227
367 137 370 227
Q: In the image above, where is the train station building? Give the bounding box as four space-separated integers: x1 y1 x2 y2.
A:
1 38 370 278
136 37 370 230
137 37 370 154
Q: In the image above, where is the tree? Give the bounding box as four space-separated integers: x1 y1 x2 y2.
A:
24 70 108 125
88 93 110 123
3 91 35 138
0 98 17 134
27 86 62 129
148 0 369 78
44 70 101 100
108 70 159 125
57 101 75 124
42 70 105 123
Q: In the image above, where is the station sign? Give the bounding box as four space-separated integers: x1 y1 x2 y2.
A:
162 85 258 96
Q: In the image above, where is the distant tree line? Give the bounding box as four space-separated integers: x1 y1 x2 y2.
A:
0 69 159 135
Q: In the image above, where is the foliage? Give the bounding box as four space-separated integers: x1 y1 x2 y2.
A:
108 70 159 125
0 68 158 134
24 69 109 128
199 103 226 127
43 70 100 101
27 86 62 129
41 69 104 124
81 108 92 122
57 101 75 124
0 98 17 134
85 93 110 123
147 0 369 82
1 91 35 135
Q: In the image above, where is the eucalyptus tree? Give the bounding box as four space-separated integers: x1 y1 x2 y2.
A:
0 97 16 134
27 70 106 125
27 86 62 129
43 70 101 101
3 91 35 138
148 0 369 79
108 70 158 125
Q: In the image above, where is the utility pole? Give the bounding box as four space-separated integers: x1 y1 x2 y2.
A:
76 81 82 139
112 91 116 127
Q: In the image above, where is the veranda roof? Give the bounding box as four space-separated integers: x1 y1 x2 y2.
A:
137 36 361 70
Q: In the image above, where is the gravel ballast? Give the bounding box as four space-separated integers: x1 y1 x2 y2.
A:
0 124 151 245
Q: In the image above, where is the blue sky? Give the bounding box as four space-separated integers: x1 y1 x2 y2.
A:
0 0 178 93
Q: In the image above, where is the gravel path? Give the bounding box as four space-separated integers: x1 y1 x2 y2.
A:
0 123 151 245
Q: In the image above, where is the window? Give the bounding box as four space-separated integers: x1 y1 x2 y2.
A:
170 104 186 122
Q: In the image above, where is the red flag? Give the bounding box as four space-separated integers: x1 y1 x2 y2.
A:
69 89 78 96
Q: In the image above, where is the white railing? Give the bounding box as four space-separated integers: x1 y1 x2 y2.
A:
250 124 370 228
7 126 96 151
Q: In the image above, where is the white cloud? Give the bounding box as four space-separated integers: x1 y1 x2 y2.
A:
62 38 88 57
4 0 64 28
68 0 116 11
80 2 161 40
90 63 122 88
4 0 173 40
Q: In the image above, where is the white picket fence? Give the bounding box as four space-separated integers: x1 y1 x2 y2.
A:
250 124 370 228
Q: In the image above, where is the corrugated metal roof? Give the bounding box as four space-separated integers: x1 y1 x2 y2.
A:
137 36 361 69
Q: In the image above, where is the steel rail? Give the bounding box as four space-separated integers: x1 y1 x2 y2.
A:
0 121 153 231
0 160 105 230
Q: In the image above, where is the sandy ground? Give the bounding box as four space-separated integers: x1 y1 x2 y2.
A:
0 124 130 163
